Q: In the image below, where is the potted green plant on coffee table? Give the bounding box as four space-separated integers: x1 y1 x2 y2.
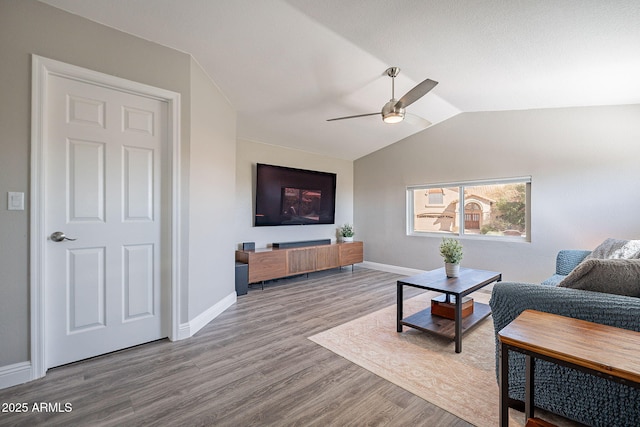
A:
440 237 463 277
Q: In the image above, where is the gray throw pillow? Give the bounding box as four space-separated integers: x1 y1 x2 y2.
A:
585 238 640 260
558 258 640 297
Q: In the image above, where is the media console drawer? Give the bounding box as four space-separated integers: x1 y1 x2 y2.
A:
235 250 286 283
339 241 364 265
235 241 363 284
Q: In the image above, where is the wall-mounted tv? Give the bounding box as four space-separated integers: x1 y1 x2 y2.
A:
255 163 337 226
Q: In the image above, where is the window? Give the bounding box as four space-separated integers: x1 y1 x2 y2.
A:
407 177 531 241
427 188 444 205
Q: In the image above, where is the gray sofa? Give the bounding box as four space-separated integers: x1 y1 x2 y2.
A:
490 249 640 426
539 249 591 286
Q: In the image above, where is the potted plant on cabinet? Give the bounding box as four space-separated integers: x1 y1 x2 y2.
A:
339 224 354 242
439 237 463 277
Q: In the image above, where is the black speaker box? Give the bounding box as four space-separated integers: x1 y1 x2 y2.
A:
242 242 255 251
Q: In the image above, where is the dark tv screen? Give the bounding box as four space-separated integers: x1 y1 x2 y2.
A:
255 163 336 226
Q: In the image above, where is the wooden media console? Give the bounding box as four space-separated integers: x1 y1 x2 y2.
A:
235 241 363 284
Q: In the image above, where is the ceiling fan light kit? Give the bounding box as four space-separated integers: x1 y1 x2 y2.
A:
382 99 405 123
327 67 438 124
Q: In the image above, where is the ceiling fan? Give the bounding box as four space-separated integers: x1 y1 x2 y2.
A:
327 67 438 124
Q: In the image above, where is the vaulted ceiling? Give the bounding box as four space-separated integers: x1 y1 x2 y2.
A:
40 0 640 160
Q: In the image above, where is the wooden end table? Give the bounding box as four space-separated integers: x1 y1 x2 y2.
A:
397 267 501 353
498 309 640 427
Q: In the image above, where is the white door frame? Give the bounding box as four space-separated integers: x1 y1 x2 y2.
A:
30 55 182 380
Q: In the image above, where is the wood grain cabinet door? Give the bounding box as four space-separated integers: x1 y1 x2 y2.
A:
339 241 364 266
249 251 286 283
316 245 340 270
287 248 317 274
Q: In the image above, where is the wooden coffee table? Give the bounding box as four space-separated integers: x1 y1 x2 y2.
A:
397 267 501 353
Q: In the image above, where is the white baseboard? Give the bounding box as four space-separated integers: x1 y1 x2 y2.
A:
0 361 32 390
360 261 426 276
176 323 191 341
176 291 237 340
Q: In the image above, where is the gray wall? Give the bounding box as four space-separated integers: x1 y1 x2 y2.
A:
235 139 354 249
188 59 236 318
355 105 640 282
0 0 235 369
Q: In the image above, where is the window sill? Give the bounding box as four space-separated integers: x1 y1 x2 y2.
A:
407 231 530 243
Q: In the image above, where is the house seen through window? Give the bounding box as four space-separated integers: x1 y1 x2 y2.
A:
407 177 531 240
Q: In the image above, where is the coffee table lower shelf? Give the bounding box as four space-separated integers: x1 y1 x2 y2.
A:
400 302 492 340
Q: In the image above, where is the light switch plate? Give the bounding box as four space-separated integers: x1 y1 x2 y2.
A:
8 192 24 211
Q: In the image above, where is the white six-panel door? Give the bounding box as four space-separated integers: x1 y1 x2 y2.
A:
45 74 167 368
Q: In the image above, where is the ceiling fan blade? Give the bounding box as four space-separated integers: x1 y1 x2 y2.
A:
404 113 432 128
326 112 380 121
395 78 438 109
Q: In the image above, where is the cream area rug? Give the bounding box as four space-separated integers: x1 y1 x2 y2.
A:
309 290 575 427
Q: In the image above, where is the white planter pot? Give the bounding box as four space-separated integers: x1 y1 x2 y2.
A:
342 236 354 242
445 263 460 278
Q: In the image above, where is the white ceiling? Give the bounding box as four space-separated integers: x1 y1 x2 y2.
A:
40 0 640 160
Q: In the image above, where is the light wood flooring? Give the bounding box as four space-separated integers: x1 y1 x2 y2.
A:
0 267 474 426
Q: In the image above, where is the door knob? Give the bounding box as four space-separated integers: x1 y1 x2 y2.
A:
50 231 77 242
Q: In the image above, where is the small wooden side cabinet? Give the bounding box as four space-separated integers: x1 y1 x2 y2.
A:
235 241 363 284
498 309 640 427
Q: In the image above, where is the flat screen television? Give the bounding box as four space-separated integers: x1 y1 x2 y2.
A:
255 163 337 226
